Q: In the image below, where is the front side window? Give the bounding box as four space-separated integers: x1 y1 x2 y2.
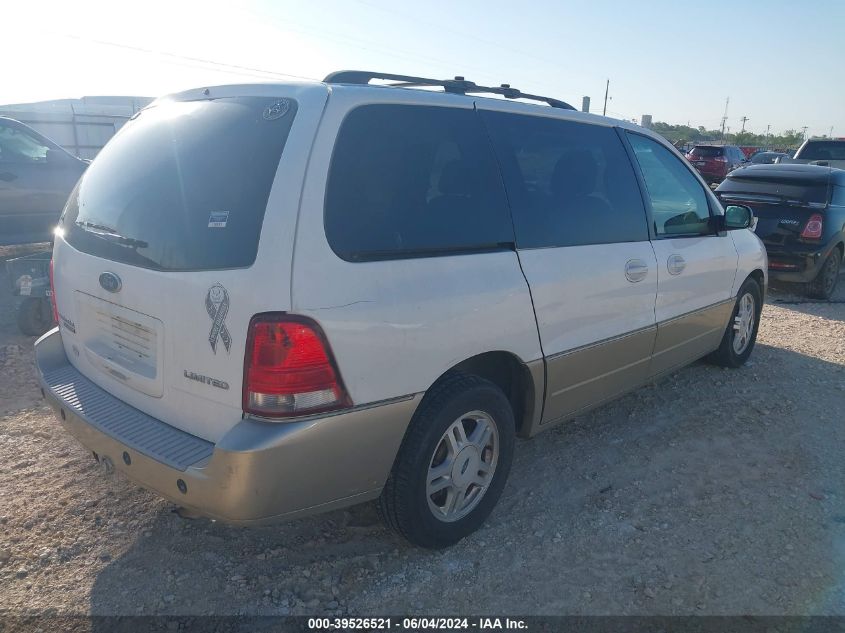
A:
325 105 513 261
627 133 712 237
481 111 648 248
0 123 51 163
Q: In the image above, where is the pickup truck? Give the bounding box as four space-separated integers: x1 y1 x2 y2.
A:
783 139 845 169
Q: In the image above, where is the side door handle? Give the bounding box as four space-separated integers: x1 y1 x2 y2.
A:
625 258 649 283
667 254 686 276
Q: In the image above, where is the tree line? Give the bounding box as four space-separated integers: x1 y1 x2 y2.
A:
650 122 811 149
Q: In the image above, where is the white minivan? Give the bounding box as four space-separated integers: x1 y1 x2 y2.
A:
36 72 767 548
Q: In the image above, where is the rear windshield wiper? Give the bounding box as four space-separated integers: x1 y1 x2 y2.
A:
76 221 149 249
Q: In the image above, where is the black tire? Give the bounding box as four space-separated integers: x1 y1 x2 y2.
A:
806 248 841 300
16 297 51 337
707 277 762 368
378 372 515 549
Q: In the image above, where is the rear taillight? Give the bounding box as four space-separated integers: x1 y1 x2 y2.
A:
48 259 59 325
800 214 824 240
243 314 351 419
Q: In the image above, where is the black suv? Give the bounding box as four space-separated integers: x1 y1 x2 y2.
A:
716 164 844 298
0 117 87 245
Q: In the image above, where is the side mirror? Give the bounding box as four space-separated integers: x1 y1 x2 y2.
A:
724 204 753 230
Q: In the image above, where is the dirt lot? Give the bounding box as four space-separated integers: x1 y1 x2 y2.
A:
1 245 844 617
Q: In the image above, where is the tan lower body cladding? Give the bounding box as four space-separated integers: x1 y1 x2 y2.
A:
540 300 734 426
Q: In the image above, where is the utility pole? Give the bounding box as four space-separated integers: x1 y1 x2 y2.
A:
766 124 771 149
801 126 808 141
719 97 730 141
830 126 835 138
740 116 749 133
602 79 610 117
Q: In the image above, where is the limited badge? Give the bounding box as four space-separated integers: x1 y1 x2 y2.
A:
205 283 232 354
262 99 290 121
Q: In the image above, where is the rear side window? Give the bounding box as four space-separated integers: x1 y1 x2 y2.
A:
689 146 724 158
325 105 513 262
627 133 712 237
62 96 297 271
480 111 648 248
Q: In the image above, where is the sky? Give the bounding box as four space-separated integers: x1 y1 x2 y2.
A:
3 0 843 137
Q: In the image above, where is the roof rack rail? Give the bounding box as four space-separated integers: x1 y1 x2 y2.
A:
323 70 575 111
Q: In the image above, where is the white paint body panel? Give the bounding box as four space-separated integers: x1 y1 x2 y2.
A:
516 242 658 355
291 87 543 405
650 235 739 323
729 228 769 295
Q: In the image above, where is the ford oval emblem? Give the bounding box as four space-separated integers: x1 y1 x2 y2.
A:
99 272 122 293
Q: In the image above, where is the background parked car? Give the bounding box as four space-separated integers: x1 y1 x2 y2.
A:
0 117 87 245
686 144 748 184
716 164 845 299
786 138 845 169
751 151 791 165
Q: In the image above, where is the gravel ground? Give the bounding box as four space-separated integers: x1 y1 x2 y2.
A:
1 246 844 617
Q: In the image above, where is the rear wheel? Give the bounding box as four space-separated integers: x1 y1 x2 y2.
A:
378 372 515 549
806 248 841 300
707 278 762 368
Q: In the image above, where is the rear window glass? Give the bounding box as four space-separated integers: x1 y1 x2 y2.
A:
689 146 724 157
797 141 845 161
61 96 297 271
325 104 513 261
719 177 830 205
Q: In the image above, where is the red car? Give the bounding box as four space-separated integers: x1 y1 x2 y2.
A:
685 145 748 184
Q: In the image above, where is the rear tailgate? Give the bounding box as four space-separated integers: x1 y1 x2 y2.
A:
51 83 328 442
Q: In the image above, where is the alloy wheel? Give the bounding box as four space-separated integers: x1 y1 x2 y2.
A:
426 411 499 523
732 292 756 355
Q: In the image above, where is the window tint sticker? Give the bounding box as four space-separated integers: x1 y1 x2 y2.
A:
208 210 229 228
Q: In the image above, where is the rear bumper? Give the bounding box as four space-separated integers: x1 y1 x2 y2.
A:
764 242 834 283
35 328 421 525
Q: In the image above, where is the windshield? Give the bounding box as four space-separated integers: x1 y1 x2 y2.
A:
61 96 297 271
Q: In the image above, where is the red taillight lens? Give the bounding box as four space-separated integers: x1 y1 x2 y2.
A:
48 259 59 325
800 214 824 240
243 315 351 418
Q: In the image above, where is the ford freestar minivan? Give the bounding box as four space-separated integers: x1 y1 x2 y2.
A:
35 72 767 548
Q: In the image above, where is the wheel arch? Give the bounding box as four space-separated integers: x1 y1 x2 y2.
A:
431 351 543 438
748 268 765 290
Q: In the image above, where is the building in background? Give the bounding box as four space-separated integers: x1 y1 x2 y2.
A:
581 96 591 113
641 114 653 129
0 96 152 159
